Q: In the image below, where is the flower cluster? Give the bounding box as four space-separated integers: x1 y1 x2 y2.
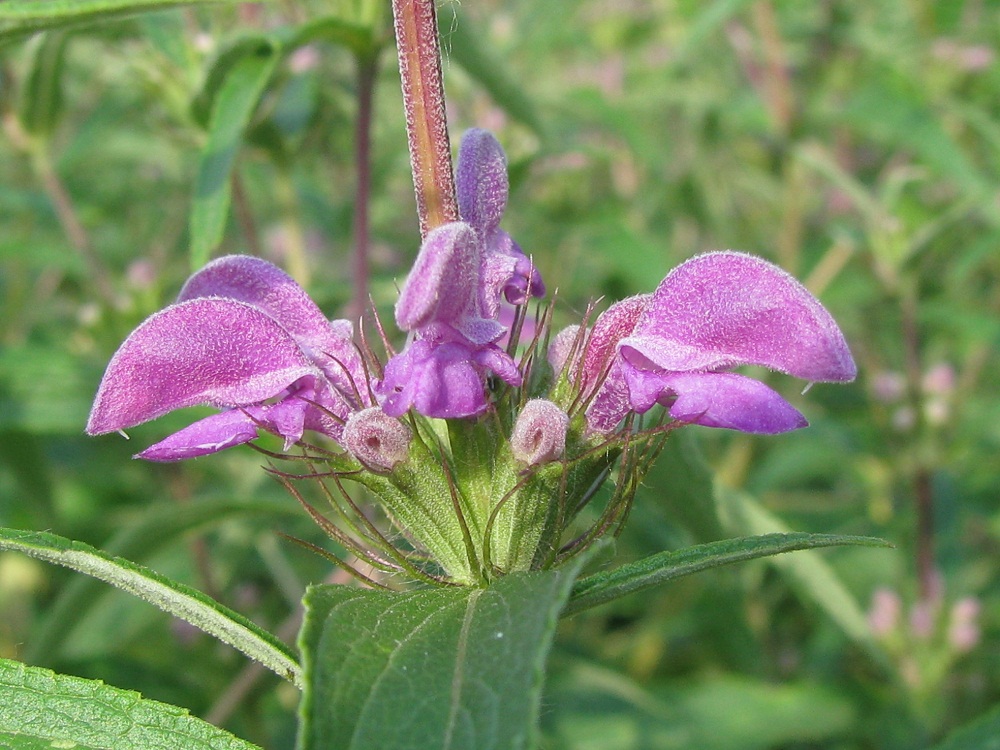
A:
88 129 855 585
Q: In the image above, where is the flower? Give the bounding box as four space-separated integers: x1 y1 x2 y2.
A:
376 130 545 419
456 128 545 310
559 251 856 434
87 255 371 461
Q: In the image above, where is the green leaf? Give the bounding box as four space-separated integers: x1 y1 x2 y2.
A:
298 563 586 750
17 31 69 136
716 490 888 662
0 0 248 43
563 532 889 616
439 12 543 135
289 15 379 59
0 527 301 687
189 39 279 269
23 496 299 665
930 703 1000 750
0 658 263 750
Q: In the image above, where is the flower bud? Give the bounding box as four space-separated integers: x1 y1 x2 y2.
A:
510 399 568 466
343 407 412 472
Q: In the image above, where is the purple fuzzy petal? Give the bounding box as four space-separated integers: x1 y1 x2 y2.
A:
137 410 261 461
551 295 649 435
472 345 522 388
584 360 633 434
456 128 509 235
480 233 546 311
394 223 503 345
377 339 495 418
548 325 581 374
623 367 808 433
628 252 856 381
87 298 317 435
178 255 367 400
582 295 651 392
179 255 333 351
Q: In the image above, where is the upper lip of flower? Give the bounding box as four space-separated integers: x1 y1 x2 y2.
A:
86 255 370 460
568 251 856 435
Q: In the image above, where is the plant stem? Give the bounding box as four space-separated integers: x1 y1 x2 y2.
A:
392 0 458 237
351 55 379 320
901 282 936 601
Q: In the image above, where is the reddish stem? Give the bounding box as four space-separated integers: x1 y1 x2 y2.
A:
391 0 458 236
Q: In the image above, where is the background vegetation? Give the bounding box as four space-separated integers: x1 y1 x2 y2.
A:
1 1 998 747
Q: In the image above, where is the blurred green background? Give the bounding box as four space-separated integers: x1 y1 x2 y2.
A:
1 1 998 748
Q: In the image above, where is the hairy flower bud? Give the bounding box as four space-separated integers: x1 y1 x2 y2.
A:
510 399 569 466
343 407 412 472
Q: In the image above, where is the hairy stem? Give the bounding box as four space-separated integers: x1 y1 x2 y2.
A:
392 0 458 236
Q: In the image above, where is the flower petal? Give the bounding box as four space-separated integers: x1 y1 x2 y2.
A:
87 298 317 434
623 368 808 434
179 255 333 352
582 294 651 393
177 255 367 399
394 222 503 345
137 410 261 462
377 339 493 418
584 360 633 434
480 233 546 311
456 128 509 235
627 252 856 381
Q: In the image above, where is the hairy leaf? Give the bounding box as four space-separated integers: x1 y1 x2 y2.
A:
0 527 301 687
298 564 585 750
0 658 263 750
564 532 889 615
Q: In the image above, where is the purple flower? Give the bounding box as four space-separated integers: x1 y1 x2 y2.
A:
562 252 856 434
377 223 522 418
87 255 371 461
377 131 545 419
456 128 545 312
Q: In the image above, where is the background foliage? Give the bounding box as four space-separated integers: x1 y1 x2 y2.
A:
1 0 998 748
